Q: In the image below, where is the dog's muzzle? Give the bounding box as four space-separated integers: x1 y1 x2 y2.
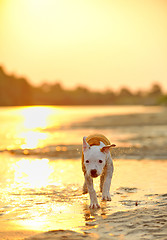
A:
90 169 98 178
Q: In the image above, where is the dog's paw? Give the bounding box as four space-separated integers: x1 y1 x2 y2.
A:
82 187 88 194
83 190 88 194
82 182 88 194
102 193 111 201
89 203 100 209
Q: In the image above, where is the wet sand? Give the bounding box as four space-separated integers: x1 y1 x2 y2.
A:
72 106 167 127
1 202 167 240
26 202 167 240
0 156 166 240
26 108 167 239
0 106 167 239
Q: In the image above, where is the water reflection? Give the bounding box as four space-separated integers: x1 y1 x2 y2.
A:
20 131 48 149
0 106 167 237
13 158 53 188
0 106 65 150
20 106 55 129
0 155 85 232
18 106 54 149
1 105 165 151
0 153 167 234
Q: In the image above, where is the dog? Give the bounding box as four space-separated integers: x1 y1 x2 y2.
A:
82 134 116 208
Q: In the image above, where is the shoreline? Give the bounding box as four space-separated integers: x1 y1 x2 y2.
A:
1 106 167 160
0 200 166 240
26 201 167 240
1 144 167 160
0 106 167 239
0 157 166 240
0 156 166 240
71 107 167 128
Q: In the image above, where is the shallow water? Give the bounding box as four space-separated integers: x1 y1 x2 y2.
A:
0 105 166 238
0 105 164 150
0 153 166 234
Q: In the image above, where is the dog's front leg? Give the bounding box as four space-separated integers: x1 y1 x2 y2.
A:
85 174 100 209
83 180 88 194
102 161 113 201
102 175 111 201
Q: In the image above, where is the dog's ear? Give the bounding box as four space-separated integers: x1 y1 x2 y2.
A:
101 144 116 153
83 136 90 152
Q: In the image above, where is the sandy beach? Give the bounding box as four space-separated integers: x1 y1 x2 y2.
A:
1 156 167 240
26 201 167 240
25 159 167 240
0 106 167 240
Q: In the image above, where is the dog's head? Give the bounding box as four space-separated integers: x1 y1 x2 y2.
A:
83 136 116 178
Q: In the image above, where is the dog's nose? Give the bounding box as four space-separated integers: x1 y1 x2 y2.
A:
90 169 98 177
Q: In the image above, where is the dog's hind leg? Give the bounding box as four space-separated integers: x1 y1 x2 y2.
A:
100 173 105 192
83 180 88 194
102 158 114 201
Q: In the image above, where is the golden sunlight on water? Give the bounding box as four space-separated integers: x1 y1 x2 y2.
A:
20 106 55 129
0 155 86 232
0 105 163 150
0 106 167 239
19 106 57 149
0 152 167 234
13 158 54 188
9 105 90 150
20 131 48 149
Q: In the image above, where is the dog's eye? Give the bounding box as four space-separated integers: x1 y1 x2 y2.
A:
99 160 103 163
85 160 89 163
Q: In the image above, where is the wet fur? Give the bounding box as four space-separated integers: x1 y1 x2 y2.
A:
82 134 115 208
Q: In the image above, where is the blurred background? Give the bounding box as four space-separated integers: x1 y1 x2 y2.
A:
0 2 167 237
0 0 167 106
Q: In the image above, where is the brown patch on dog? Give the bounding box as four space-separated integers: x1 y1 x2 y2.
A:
82 134 112 174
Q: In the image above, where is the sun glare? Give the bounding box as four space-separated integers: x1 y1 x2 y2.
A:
16 106 54 149
20 131 47 149
13 158 53 188
17 106 64 149
21 106 54 129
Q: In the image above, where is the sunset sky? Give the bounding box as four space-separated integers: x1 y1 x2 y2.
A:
0 0 167 91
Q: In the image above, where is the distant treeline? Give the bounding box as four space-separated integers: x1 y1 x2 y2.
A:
0 66 167 106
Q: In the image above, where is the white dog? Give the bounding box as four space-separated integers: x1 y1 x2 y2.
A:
82 134 116 208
